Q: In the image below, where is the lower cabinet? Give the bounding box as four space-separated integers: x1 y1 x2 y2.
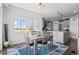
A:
53 31 64 44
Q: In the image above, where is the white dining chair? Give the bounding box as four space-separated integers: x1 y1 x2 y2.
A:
24 32 29 54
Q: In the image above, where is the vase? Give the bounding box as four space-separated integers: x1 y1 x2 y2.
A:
4 41 10 48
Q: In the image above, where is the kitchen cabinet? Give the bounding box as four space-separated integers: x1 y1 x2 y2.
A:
53 21 59 31
70 15 79 38
0 5 2 50
53 31 70 44
69 15 79 55
53 31 64 44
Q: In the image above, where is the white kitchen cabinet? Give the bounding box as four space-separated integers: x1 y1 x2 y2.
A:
0 4 2 50
53 21 63 31
69 15 79 55
53 31 70 44
53 31 64 44
53 21 59 31
70 15 79 38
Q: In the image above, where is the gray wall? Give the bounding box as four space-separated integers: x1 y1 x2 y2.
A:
3 6 43 45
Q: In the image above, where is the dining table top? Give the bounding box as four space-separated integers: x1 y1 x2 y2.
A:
30 35 44 40
29 34 53 41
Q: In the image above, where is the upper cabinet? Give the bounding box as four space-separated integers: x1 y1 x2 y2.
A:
53 21 60 31
53 18 70 31
62 20 70 31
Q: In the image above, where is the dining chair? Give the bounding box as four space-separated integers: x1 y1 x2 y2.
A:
42 33 50 47
36 32 50 54
24 32 35 54
24 32 29 47
37 31 49 44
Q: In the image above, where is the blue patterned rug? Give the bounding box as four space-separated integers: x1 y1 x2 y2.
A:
17 44 58 55
6 43 58 55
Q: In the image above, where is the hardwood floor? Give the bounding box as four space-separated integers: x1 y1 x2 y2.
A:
2 38 78 55
0 50 3 55
64 38 77 55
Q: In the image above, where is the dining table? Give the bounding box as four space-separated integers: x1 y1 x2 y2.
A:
29 35 44 54
29 34 53 55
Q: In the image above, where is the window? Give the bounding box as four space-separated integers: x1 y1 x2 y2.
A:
14 18 33 31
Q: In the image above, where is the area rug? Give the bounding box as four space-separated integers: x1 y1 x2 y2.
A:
6 43 58 55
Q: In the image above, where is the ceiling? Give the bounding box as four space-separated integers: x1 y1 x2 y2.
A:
5 3 79 21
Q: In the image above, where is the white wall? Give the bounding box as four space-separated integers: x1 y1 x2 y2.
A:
3 6 43 45
0 4 2 50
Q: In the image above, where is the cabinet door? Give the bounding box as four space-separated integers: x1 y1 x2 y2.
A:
53 32 64 44
70 16 78 38
77 38 79 55
0 6 2 50
53 21 59 31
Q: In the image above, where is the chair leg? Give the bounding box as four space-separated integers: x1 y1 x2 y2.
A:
47 43 48 50
42 42 44 54
27 46 30 55
24 43 30 54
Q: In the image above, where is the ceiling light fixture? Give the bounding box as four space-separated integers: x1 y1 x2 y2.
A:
57 11 64 20
37 3 44 9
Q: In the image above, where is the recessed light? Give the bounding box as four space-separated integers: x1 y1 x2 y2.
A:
73 10 77 13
